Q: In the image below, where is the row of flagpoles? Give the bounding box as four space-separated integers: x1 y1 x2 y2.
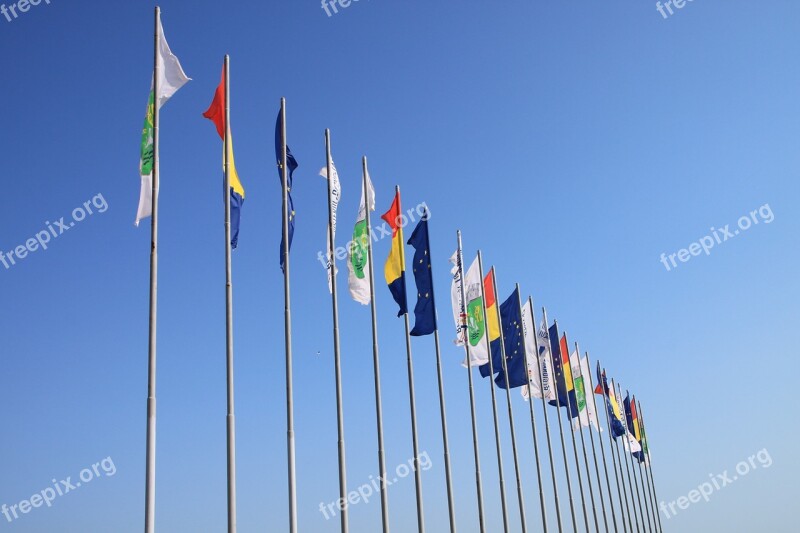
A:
138 8 663 533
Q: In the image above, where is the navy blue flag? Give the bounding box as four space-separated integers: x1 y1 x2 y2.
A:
623 393 645 462
275 110 298 272
494 288 528 389
547 322 580 418
408 212 437 336
596 363 626 438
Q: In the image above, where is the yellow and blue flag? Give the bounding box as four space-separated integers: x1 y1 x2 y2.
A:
548 324 580 418
381 191 408 316
594 363 626 437
408 210 436 335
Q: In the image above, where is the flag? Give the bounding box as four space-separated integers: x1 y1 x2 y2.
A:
636 398 651 465
461 255 490 366
580 355 601 431
478 269 502 378
203 66 245 249
381 191 407 316
449 251 467 347
493 288 528 389
595 363 625 438
623 393 644 460
319 161 341 293
275 110 299 272
547 324 579 418
570 349 589 430
408 210 436 336
347 168 375 304
135 13 190 226
520 301 555 401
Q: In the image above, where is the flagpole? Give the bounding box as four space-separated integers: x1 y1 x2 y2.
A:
631 399 657 533
584 353 616 533
491 270 527 533
617 383 645 533
612 380 638 533
456 232 486 533
143 7 160 533
626 390 651 533
597 360 628 533
557 326 590 533
517 290 548 533
424 218 457 533
574 342 601 533
280 96 297 533
396 186 426 533
637 400 663 533
530 300 562 533
542 308 578 533
363 157 390 533
476 252 509 532
222 54 238 533
325 130 349 533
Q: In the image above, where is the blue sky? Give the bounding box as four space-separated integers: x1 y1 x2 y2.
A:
1 1 798 531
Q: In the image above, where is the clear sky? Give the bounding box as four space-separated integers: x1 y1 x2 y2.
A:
1 1 798 531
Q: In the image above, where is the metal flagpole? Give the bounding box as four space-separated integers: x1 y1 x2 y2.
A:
491 269 527 533
517 290 548 533
620 386 646 532
325 130 349 533
584 353 616 533
574 342 601 533
476 252 509 532
280 97 297 533
557 326 590 533
630 399 657 533
613 380 638 533
456 233 486 533
363 157 390 533
638 401 660 533
597 360 627 533
144 8 160 533
425 218 457 533
542 308 578 533
531 300 562 533
637 400 663 533
608 378 633 532
223 54 238 533
396 186 426 533
625 390 650 533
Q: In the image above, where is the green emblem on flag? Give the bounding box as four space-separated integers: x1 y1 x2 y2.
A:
350 220 369 279
467 297 485 347
575 376 586 411
139 91 155 176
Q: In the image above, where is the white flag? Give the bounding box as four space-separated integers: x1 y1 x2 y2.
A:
449 251 466 346
347 168 375 304
570 350 590 430
521 300 555 401
460 256 490 367
136 14 191 226
580 355 601 431
320 161 342 293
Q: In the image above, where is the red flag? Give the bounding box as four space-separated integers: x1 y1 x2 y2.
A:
203 67 225 139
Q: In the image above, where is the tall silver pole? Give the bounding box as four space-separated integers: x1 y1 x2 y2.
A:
491 270 527 533
223 54 238 533
630 401 657 533
476 252 509 532
597 360 627 533
612 380 638 533
456 233 486 533
530 300 562 533
542 308 578 533
424 219 457 533
325 130 349 533
143 7 160 533
557 326 590 533
574 342 600 533
637 401 663 533
625 390 650 533
584 353 615 533
517 290 548 533
637 401 660 533
280 97 297 533
363 157 390 533
396 186 425 533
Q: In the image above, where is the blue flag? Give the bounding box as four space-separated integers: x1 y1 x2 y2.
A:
494 288 528 389
596 363 626 438
548 322 580 418
408 212 436 336
275 110 298 272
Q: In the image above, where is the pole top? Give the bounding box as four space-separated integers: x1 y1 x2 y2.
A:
155 5 160 14
362 155 367 164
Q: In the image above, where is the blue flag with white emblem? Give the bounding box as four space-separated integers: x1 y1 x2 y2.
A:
275 110 298 273
494 288 528 388
408 210 436 336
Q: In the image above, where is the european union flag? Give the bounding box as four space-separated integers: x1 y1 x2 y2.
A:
548 323 580 418
275 110 298 272
494 288 528 389
408 211 436 336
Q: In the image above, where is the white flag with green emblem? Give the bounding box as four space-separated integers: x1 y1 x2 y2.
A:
347 168 375 304
580 355 601 431
461 255 490 367
571 349 589 430
135 14 190 226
